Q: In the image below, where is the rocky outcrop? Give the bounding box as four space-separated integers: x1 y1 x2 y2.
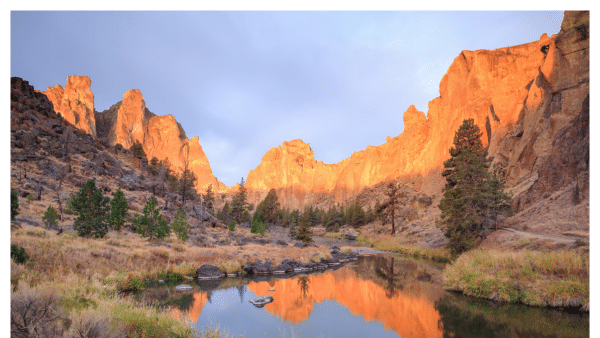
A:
43 75 96 137
244 11 589 212
96 89 225 192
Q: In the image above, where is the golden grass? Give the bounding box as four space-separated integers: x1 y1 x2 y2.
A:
444 249 589 308
357 234 451 263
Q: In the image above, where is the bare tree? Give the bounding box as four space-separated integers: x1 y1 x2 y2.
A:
50 166 67 222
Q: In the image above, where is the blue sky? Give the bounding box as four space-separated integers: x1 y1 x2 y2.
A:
11 11 564 186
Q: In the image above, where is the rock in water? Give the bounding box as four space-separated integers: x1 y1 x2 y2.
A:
197 264 225 280
175 284 192 292
249 295 274 308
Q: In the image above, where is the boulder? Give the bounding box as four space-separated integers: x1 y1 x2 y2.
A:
196 264 225 280
242 263 271 275
293 242 308 249
329 246 341 251
249 295 274 308
275 240 288 246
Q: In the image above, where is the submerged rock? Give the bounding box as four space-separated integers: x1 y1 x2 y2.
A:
249 295 274 308
175 284 193 292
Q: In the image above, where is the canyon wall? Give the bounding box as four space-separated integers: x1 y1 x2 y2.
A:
245 11 589 211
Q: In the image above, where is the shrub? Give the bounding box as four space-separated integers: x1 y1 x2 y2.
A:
11 244 29 264
228 220 236 232
172 207 189 241
134 196 170 240
42 205 59 228
11 188 19 220
26 194 33 204
65 307 126 338
11 285 64 337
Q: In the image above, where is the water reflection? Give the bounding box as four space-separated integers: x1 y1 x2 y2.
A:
153 255 588 338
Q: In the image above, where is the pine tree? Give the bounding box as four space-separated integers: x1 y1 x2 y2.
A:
11 188 19 220
108 187 129 231
72 179 110 238
42 205 59 229
251 212 265 235
218 202 231 222
438 119 512 256
134 196 170 240
289 210 300 237
131 140 146 158
204 184 215 215
295 211 313 243
230 177 248 223
172 207 189 241
255 188 280 224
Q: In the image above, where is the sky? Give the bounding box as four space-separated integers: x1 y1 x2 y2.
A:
10 11 564 187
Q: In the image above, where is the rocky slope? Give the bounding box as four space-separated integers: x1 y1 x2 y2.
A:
245 11 589 217
44 80 225 193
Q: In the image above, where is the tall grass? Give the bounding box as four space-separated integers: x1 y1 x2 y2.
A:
444 249 589 309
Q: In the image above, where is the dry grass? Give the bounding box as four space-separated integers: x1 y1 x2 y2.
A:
444 249 589 309
357 234 451 262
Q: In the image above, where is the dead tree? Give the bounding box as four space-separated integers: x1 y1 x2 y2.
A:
49 166 67 221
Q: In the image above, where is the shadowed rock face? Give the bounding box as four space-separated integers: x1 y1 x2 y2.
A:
244 11 589 211
43 75 96 137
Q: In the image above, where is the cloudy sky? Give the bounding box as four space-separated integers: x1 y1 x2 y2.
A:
11 11 563 186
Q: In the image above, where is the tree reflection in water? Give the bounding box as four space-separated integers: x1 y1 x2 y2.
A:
236 285 245 303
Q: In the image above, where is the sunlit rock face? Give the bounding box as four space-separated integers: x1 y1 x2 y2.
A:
43 75 96 137
245 11 589 211
100 89 225 192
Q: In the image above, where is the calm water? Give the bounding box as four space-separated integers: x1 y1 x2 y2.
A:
138 254 589 338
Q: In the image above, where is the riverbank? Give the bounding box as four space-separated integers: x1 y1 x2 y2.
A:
10 224 334 337
340 232 589 311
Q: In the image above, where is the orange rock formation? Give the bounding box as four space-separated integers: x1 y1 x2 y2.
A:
245 11 589 210
43 75 96 137
103 89 226 192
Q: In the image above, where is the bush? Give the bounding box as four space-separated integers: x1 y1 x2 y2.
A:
11 188 19 220
65 308 126 338
228 220 236 231
43 205 59 228
11 285 64 337
11 244 29 264
26 194 33 204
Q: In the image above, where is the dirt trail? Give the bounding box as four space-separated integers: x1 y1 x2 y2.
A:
498 228 588 243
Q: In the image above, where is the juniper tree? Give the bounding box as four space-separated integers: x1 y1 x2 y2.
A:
230 177 248 223
295 211 314 243
42 205 59 229
204 184 215 215
72 179 110 238
255 188 280 225
438 119 512 256
134 196 170 240
172 207 189 241
11 188 19 220
108 187 129 231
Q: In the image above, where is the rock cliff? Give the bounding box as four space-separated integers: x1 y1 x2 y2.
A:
43 75 96 137
245 11 589 211
96 89 225 192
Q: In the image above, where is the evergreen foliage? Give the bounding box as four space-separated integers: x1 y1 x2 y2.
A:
251 213 265 235
324 206 344 231
255 188 280 224
204 184 215 215
108 187 129 231
230 177 248 223
438 119 512 256
218 202 231 223
11 188 19 220
172 207 189 241
131 140 146 158
295 211 313 243
288 210 300 237
11 244 28 264
42 205 59 228
134 196 170 240
228 220 237 232
72 179 111 238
